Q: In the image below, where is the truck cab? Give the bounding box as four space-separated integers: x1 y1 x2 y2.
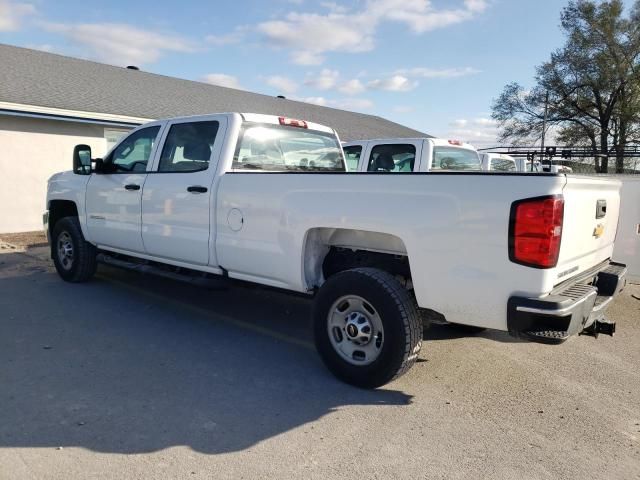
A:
343 137 481 172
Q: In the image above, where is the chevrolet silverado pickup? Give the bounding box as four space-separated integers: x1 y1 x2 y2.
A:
342 137 481 172
44 113 627 388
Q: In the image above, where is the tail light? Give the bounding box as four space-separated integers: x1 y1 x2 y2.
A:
509 195 564 268
279 116 308 128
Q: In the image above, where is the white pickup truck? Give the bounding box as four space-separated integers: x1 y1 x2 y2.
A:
343 137 481 172
44 113 627 388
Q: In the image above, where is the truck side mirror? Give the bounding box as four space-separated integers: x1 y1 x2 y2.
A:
73 144 92 175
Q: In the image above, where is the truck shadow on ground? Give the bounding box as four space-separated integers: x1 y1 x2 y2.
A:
424 324 525 343
0 254 413 455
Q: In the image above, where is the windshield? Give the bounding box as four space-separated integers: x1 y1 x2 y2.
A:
431 147 481 171
233 123 345 172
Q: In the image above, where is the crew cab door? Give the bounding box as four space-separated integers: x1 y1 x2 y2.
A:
85 124 163 253
141 116 227 266
362 140 423 173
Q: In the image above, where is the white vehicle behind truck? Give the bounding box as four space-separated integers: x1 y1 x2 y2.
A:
343 137 480 172
45 113 627 388
480 152 573 173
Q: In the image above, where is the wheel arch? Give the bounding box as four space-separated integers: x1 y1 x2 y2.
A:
301 227 412 290
48 200 79 237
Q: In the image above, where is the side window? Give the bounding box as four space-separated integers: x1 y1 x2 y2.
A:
367 144 416 172
343 145 362 171
158 121 219 173
107 126 160 172
491 158 517 172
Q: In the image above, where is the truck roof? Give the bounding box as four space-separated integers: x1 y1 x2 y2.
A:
343 137 477 151
138 112 336 135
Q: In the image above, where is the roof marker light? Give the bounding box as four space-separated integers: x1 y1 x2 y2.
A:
279 116 308 128
448 139 463 146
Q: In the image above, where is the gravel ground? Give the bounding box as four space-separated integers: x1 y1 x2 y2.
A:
0 247 638 480
0 231 48 249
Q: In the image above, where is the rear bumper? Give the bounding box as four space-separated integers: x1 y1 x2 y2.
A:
507 261 627 344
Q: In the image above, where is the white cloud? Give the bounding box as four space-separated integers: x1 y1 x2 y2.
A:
396 66 481 78
0 0 35 31
444 116 499 148
265 75 299 94
290 50 325 66
304 69 424 96
338 79 366 95
451 119 469 127
42 22 195 65
304 69 339 90
367 75 418 92
201 73 243 90
257 0 487 65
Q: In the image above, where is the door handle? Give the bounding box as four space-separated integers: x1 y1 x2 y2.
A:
124 184 141 191
187 186 208 193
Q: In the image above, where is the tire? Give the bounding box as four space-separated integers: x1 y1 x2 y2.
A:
313 268 422 388
51 216 97 282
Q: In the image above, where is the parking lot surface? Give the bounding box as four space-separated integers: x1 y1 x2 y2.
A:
1 246 639 480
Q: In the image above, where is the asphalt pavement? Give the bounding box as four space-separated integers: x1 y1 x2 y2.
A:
0 246 638 479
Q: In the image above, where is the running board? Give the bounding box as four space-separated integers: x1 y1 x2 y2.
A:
96 253 227 289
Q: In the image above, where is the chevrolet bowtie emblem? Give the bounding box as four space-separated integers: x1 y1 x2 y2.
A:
593 224 605 238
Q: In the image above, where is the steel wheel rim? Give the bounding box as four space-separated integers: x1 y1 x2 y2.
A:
57 231 74 271
327 295 384 366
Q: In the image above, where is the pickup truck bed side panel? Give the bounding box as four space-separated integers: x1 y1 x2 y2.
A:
216 173 566 331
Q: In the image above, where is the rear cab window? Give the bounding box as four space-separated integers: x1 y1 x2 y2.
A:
233 123 345 172
367 144 416 172
490 157 517 172
431 147 481 171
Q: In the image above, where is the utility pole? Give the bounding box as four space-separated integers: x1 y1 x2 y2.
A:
540 91 549 171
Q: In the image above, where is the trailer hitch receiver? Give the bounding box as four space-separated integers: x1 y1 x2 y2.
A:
581 319 616 338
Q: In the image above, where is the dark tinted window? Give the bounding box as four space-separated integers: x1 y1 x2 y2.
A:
159 121 219 173
367 144 416 172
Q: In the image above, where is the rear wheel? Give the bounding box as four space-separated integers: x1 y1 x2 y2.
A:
313 268 422 388
51 217 97 282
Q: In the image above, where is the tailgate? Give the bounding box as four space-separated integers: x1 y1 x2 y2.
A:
557 176 622 280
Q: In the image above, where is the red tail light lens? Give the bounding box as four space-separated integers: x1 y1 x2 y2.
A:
509 195 564 268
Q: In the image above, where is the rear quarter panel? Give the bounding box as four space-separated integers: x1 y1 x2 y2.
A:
216 173 567 330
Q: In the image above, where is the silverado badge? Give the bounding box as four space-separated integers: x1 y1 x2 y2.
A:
593 224 605 238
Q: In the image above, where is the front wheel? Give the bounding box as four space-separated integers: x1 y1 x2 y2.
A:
313 268 422 388
51 217 97 282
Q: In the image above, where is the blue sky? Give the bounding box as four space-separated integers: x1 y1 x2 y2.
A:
1 0 580 146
